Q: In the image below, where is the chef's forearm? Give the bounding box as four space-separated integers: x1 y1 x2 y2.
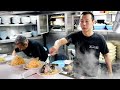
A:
53 38 68 50
104 53 112 74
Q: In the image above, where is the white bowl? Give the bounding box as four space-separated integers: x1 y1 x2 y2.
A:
21 16 30 24
64 60 73 64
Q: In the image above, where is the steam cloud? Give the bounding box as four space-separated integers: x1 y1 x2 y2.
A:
72 49 120 79
73 50 100 79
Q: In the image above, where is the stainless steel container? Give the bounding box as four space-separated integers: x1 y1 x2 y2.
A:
0 43 14 54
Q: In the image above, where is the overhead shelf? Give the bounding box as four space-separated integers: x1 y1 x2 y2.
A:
0 23 36 26
0 36 42 43
93 12 117 16
94 30 113 32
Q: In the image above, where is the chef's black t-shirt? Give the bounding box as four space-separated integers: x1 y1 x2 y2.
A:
65 31 109 77
65 31 109 59
15 40 48 62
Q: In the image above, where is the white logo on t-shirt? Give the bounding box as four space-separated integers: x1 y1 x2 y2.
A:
89 45 99 49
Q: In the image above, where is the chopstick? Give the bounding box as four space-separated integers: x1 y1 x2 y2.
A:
22 73 37 79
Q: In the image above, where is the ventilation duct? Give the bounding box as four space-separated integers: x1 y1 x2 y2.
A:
113 11 120 33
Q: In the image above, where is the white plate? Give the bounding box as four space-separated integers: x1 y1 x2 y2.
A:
7 61 25 67
0 60 7 64
37 66 62 77
6 61 25 71
21 69 38 79
64 60 73 64
6 58 30 70
5 55 14 61
0 55 14 64
23 61 45 70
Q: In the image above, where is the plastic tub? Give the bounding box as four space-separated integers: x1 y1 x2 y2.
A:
94 24 106 30
106 25 113 30
52 60 65 68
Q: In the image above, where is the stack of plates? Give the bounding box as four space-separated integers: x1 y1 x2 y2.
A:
110 40 120 62
21 16 30 24
99 42 116 63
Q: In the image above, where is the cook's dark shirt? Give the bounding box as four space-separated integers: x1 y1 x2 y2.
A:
15 40 48 62
65 31 109 77
65 31 109 59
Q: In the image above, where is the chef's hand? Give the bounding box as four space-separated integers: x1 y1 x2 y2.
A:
12 50 17 56
108 73 113 79
49 46 58 56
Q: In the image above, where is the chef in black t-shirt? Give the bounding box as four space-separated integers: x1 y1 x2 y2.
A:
49 11 112 78
12 35 48 62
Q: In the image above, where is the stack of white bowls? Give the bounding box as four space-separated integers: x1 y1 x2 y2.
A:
30 16 37 24
1 16 11 24
12 16 21 24
21 16 30 24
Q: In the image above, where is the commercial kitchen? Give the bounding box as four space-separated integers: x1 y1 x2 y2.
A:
0 11 120 79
